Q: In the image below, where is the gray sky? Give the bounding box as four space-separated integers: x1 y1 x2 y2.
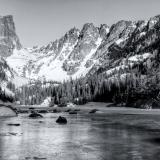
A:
0 0 160 47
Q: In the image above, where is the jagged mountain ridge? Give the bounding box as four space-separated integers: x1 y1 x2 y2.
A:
6 22 109 81
1 14 160 83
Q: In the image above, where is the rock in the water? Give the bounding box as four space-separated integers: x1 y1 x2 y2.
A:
69 111 77 114
33 157 47 160
58 103 67 107
53 108 61 113
64 109 71 112
89 109 99 114
56 116 67 124
38 110 48 113
7 123 20 126
74 109 80 112
29 107 35 110
29 112 43 118
18 110 29 114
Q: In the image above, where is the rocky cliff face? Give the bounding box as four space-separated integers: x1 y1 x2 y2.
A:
3 14 160 83
0 15 21 57
0 56 16 96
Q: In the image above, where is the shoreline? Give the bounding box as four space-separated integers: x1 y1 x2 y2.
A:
14 102 160 115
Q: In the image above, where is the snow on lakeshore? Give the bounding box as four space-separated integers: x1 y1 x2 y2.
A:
40 97 51 107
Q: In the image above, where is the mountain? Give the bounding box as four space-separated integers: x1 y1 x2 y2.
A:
1 15 160 85
5 22 108 81
1 14 160 106
0 15 26 100
0 15 21 57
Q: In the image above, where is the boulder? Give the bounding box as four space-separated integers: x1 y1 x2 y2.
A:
56 116 67 124
29 112 43 118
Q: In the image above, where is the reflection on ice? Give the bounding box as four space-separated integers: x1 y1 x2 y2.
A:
0 113 160 160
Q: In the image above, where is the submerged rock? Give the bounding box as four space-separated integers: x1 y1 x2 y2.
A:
33 157 47 160
64 109 71 112
18 110 29 114
29 112 43 118
56 116 67 124
29 107 35 110
58 103 67 107
52 109 61 113
7 123 20 126
69 111 77 114
8 132 17 136
74 109 80 112
38 110 48 113
89 109 99 114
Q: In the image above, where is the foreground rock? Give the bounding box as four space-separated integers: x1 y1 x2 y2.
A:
29 112 43 118
56 116 67 124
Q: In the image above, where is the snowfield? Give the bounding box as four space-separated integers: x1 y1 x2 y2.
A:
6 37 103 82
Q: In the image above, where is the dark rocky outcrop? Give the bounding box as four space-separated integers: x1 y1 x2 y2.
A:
56 116 67 124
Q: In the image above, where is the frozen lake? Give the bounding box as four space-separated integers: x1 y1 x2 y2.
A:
0 111 160 160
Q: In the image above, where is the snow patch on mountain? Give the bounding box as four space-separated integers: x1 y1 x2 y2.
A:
6 48 41 77
128 53 152 62
0 81 14 96
72 37 102 78
116 38 126 45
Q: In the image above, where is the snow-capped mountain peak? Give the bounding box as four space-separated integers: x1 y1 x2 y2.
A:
1 14 160 86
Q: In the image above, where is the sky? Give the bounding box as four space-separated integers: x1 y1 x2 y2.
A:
0 0 160 47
